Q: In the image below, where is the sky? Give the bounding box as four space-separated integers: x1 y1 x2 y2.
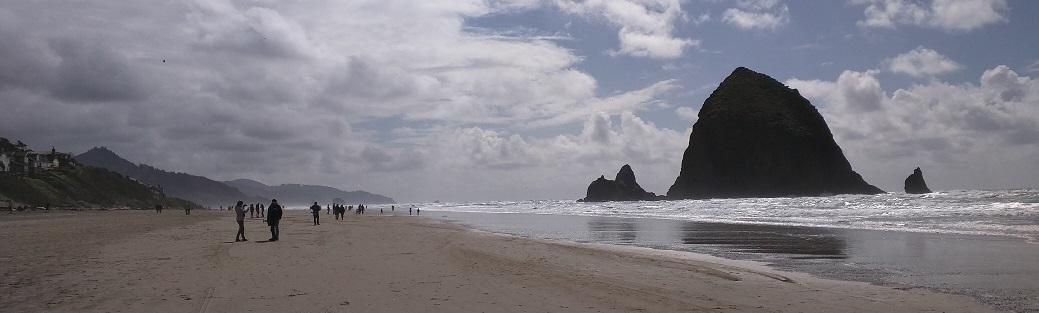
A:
1 0 1037 202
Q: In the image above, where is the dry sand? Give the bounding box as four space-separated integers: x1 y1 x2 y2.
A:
0 210 999 312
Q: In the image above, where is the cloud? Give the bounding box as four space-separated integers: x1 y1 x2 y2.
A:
1024 60 1039 74
0 0 689 202
722 0 791 31
884 46 962 77
675 106 698 122
415 111 690 200
554 0 698 58
786 65 1039 190
851 0 1008 32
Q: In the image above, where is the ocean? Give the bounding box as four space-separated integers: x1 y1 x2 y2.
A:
419 189 1039 242
408 190 1039 312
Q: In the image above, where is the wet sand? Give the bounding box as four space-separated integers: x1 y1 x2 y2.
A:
0 210 1000 312
426 211 1039 312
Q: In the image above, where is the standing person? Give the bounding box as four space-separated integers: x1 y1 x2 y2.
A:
327 204 331 215
391 205 394 212
185 206 191 215
249 204 256 218
259 203 264 217
416 208 420 215
155 204 162 214
234 201 248 242
310 202 321 225
409 207 412 215
266 199 283 241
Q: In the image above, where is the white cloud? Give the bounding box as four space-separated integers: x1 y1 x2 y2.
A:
0 0 692 202
722 0 791 31
851 0 1008 32
1024 60 1039 74
412 111 691 200
554 0 698 58
885 46 962 77
786 65 1039 190
675 106 698 122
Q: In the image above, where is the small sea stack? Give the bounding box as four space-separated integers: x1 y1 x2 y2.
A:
667 67 883 199
580 164 659 202
904 167 932 194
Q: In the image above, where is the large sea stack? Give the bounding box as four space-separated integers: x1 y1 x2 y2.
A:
580 164 659 202
904 167 932 194
667 67 883 199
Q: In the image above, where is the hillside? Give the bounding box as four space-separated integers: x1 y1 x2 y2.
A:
75 147 263 206
224 179 395 206
0 139 198 209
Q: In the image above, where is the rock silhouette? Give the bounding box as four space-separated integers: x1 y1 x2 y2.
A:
581 164 659 202
667 67 883 199
904 167 932 194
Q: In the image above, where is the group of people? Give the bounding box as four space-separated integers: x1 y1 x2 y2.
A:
234 199 283 242
233 200 416 242
329 203 351 220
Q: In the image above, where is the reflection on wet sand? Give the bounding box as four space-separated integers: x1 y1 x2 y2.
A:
587 218 638 244
678 222 847 258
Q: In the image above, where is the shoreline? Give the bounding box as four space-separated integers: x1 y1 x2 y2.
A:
1 210 1004 312
422 210 1039 312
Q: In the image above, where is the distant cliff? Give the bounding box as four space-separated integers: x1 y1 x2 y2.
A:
224 179 395 206
76 147 262 206
580 164 660 202
668 67 883 199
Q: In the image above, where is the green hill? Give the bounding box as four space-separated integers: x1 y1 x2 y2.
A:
0 165 198 209
0 138 199 210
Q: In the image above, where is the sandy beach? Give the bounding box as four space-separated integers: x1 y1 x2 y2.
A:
0 210 1000 313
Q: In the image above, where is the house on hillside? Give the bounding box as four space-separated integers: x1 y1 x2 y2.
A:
0 153 9 172
0 138 75 174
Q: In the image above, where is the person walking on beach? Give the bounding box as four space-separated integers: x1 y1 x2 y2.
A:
310 202 321 225
155 204 163 214
259 203 264 217
234 201 248 242
185 206 191 215
266 199 283 241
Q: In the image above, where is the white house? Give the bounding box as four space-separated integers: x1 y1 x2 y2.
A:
0 153 9 172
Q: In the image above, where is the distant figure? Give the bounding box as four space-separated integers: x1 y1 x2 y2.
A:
266 199 283 241
327 204 331 215
249 204 256 218
310 202 321 225
380 207 384 214
185 206 191 215
259 203 265 217
391 205 394 211
409 207 412 215
155 204 163 214
234 201 248 242
416 208 420 215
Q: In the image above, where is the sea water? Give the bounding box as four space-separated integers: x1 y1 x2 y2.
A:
413 190 1039 311
419 189 1039 242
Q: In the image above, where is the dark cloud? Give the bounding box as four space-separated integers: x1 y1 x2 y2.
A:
49 39 150 102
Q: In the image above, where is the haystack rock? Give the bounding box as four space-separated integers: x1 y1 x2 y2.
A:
667 67 883 199
904 167 932 194
580 164 659 202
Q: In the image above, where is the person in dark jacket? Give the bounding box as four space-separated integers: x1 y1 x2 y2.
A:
234 201 248 242
310 202 321 225
266 199 283 241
